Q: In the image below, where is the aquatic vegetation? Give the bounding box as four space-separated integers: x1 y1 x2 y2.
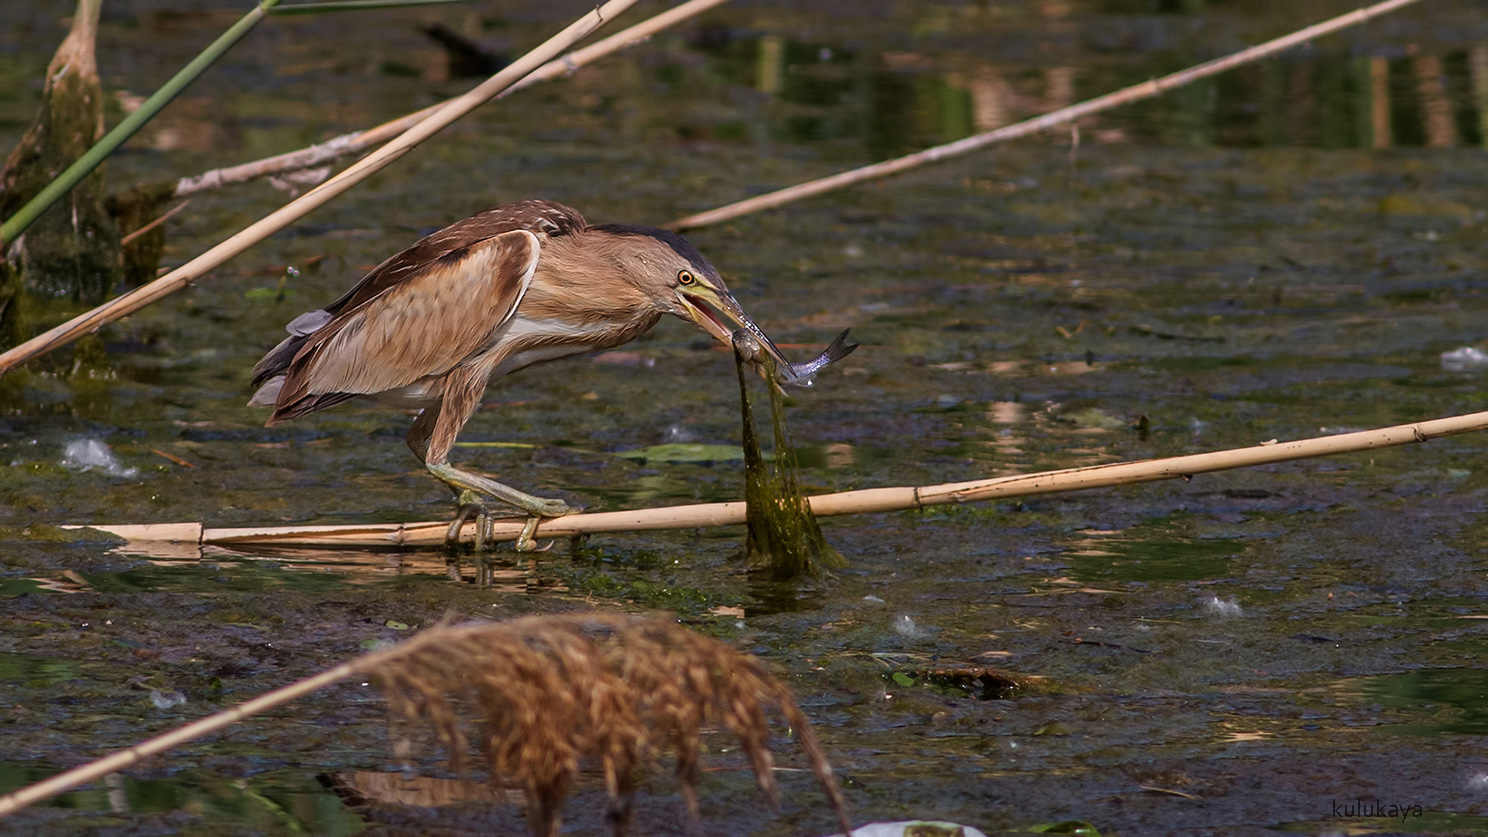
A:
374 614 850 836
0 614 851 837
734 332 846 580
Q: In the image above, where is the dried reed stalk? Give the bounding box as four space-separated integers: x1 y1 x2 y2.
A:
0 615 852 837
378 615 851 836
67 406 1488 548
171 0 732 198
668 0 1426 230
0 0 642 375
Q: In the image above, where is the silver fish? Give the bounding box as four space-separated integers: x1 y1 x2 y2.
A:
779 329 859 387
732 328 858 387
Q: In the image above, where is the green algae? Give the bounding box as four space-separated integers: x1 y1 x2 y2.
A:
0 0 121 310
734 337 845 581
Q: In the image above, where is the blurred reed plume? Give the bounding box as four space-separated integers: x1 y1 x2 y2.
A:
371 614 852 837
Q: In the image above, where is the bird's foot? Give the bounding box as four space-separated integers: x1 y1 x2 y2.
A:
428 462 575 522
446 491 497 550
444 489 574 551
514 515 543 553
521 495 573 518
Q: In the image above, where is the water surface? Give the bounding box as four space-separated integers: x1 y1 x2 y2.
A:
3 0 1488 833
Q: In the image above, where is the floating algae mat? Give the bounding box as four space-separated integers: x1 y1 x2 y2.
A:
733 332 845 580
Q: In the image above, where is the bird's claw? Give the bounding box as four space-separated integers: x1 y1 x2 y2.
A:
447 494 499 550
527 497 573 518
446 490 572 551
514 516 542 552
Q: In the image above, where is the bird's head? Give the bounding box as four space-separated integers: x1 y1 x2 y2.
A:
590 224 792 377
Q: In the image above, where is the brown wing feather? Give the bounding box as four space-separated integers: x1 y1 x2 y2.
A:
321 200 586 318
268 229 541 423
251 201 586 394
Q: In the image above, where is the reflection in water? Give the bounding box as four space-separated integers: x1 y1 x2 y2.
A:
1473 46 1488 144
87 544 555 592
756 35 783 95
1066 526 1240 584
961 65 1013 132
821 442 855 469
986 401 1026 459
1044 66 1076 113
1342 668 1488 735
695 27 1488 153
1370 56 1392 149
1412 54 1457 148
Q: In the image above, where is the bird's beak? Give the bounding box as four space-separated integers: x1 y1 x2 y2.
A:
677 288 792 377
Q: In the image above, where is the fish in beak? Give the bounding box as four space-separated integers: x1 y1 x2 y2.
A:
677 287 858 386
677 287 793 378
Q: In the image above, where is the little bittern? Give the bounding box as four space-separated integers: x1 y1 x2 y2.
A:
250 200 840 547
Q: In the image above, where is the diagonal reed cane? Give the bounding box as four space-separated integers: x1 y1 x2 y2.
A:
0 0 644 376
668 0 1427 230
170 0 734 198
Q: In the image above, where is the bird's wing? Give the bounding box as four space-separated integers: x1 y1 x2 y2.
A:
268 228 541 422
250 201 586 393
320 200 586 318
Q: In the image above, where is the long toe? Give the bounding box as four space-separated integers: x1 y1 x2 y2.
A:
530 497 574 517
446 502 482 546
514 515 542 552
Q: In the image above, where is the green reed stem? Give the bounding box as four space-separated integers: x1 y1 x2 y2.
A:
0 0 283 248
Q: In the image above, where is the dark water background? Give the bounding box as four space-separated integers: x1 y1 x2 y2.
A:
4 0 1488 833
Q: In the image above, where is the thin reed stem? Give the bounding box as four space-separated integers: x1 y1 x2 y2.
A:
668 0 1426 230
0 0 643 375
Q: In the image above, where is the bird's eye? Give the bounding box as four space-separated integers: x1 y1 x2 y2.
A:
677 270 696 286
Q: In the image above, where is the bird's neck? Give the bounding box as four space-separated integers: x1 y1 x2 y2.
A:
522 235 659 330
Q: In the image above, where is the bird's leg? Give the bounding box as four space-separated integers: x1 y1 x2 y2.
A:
411 381 574 551
427 462 572 518
445 498 482 546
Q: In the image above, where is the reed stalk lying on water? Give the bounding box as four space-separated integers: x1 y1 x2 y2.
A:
0 615 852 837
68 407 1488 549
0 0 643 376
667 0 1426 230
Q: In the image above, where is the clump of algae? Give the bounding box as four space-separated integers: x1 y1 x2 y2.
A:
733 332 845 580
